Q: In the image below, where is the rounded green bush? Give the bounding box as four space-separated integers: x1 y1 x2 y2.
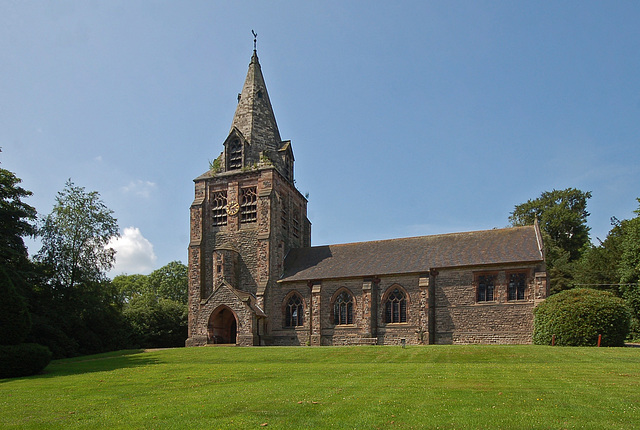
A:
533 288 631 346
0 343 52 378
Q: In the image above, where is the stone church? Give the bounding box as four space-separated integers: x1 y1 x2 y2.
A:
186 48 547 347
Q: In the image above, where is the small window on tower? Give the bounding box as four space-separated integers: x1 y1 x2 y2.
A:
292 208 300 238
227 139 242 170
211 191 227 226
240 187 257 223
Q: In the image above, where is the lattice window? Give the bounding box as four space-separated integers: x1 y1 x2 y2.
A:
240 187 257 223
211 191 227 226
227 139 242 170
477 274 495 302
285 293 304 327
384 288 407 323
333 291 354 325
508 273 527 301
292 208 300 238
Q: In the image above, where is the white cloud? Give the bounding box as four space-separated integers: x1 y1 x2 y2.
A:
121 180 157 199
107 227 158 276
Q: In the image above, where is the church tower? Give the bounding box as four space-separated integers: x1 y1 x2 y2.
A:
186 47 310 346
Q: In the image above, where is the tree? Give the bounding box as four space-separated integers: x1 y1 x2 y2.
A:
0 160 52 375
117 261 189 348
510 188 592 293
148 261 188 304
112 273 151 304
618 199 640 337
31 180 128 357
0 165 37 293
510 188 592 261
36 180 119 291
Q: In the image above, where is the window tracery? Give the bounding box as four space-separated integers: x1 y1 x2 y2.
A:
211 191 228 226
240 187 257 223
284 293 304 327
333 290 354 325
384 287 407 323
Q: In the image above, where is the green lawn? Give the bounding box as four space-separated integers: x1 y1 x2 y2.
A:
1 345 639 429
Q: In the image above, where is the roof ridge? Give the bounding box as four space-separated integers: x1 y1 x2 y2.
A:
304 225 534 250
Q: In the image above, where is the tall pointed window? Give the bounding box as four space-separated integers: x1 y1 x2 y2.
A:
227 139 242 170
284 293 304 327
240 187 257 223
384 287 407 323
333 290 354 325
211 191 227 226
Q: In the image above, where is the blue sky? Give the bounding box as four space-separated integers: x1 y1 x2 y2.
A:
2 1 639 276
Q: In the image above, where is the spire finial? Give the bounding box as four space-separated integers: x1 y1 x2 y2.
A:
252 30 258 52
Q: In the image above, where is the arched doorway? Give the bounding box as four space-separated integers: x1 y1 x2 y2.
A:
208 306 237 344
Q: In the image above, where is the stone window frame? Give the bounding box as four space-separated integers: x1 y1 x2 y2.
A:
331 288 356 326
211 190 228 227
475 272 498 303
506 270 530 301
382 284 409 324
283 291 305 328
240 186 257 224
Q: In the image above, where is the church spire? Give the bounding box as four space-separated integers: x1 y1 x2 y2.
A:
229 43 281 152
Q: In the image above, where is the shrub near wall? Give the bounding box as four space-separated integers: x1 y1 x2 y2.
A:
533 288 631 346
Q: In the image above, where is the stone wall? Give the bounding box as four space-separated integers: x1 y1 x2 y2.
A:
271 263 546 346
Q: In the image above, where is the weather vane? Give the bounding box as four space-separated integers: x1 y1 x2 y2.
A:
252 30 257 51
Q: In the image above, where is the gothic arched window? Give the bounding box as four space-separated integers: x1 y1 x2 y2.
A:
284 293 304 327
333 290 354 325
227 139 242 170
384 287 407 323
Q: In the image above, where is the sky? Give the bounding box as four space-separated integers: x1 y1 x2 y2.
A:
1 1 639 277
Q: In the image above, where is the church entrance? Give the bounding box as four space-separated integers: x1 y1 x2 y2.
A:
207 306 237 344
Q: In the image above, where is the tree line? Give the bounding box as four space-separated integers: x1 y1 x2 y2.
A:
1 159 188 369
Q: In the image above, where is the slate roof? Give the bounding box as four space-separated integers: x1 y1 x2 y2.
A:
280 225 544 282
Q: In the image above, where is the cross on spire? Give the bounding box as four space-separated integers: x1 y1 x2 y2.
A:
252 30 257 51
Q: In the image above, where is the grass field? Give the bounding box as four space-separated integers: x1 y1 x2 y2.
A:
1 345 639 429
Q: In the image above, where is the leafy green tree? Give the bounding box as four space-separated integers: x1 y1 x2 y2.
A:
573 218 626 295
618 199 640 337
31 180 128 357
118 261 189 348
0 164 37 294
112 273 151 304
148 261 188 304
510 188 592 293
36 180 119 291
123 293 188 348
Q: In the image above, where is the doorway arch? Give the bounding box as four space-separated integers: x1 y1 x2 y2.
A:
208 306 237 344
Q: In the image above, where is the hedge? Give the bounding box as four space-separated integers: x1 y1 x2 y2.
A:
533 288 631 346
0 343 52 379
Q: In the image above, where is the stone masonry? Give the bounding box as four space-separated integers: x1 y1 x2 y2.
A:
186 48 547 347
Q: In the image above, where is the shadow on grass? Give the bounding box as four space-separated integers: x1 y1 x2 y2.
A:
25 349 161 380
